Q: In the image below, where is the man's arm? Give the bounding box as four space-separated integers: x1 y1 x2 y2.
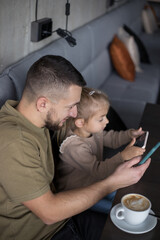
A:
23 157 151 225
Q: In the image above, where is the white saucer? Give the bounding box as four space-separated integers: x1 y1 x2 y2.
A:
110 203 157 234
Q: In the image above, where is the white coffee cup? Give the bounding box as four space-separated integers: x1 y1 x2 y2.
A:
116 193 151 225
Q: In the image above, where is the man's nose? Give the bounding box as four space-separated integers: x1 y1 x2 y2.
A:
69 105 77 118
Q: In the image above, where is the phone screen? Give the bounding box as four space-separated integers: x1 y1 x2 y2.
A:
134 131 149 148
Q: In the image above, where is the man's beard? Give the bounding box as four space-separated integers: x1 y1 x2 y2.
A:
45 109 62 131
45 120 61 131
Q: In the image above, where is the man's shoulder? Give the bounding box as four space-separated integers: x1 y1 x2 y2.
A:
0 119 40 154
0 120 20 146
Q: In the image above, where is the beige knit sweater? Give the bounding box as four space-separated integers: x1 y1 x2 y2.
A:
56 129 133 191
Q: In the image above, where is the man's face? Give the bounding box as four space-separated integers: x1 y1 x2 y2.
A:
45 85 82 131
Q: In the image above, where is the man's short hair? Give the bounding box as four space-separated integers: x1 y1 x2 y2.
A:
23 55 86 102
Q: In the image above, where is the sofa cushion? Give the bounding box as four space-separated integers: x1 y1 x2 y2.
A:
109 35 135 82
142 9 153 34
84 51 111 89
38 38 66 60
144 4 159 24
64 25 93 73
7 53 41 100
123 24 151 64
118 27 142 72
100 63 160 104
142 7 158 34
0 74 17 108
142 8 158 34
140 31 160 66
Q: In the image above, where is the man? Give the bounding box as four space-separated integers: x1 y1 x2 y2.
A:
0 55 150 240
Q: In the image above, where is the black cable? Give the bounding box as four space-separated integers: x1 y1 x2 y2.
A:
34 0 76 46
52 30 57 34
56 28 76 47
54 0 76 47
65 0 70 31
65 0 70 15
35 0 38 21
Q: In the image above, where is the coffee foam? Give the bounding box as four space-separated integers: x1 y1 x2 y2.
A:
123 194 150 211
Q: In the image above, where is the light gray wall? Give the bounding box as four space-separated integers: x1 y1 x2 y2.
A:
0 0 126 73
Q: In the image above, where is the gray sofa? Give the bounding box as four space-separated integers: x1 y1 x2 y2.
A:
0 0 160 129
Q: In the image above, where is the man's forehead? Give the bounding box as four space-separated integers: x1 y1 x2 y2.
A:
59 85 82 104
63 85 82 98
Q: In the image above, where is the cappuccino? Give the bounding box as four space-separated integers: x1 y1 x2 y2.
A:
123 194 150 211
116 193 151 225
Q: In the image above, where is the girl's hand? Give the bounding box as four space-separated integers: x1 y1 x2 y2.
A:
121 138 146 161
130 127 145 138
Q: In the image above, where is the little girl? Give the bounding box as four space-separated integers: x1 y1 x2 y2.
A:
55 87 145 214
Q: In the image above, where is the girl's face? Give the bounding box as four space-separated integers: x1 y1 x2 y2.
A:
83 105 109 136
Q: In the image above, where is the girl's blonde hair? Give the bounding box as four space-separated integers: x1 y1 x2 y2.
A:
75 87 110 122
57 87 110 144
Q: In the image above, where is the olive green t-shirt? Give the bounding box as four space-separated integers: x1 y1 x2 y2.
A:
0 100 67 240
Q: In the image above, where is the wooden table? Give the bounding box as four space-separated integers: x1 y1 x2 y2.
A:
100 103 160 240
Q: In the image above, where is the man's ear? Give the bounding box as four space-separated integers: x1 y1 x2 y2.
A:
36 97 49 112
75 118 85 128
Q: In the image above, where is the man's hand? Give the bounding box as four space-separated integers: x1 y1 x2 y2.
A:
22 157 150 225
109 156 151 190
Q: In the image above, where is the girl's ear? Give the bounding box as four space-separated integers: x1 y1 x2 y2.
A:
75 118 85 128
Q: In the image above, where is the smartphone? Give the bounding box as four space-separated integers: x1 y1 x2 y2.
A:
134 131 149 149
138 142 160 165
